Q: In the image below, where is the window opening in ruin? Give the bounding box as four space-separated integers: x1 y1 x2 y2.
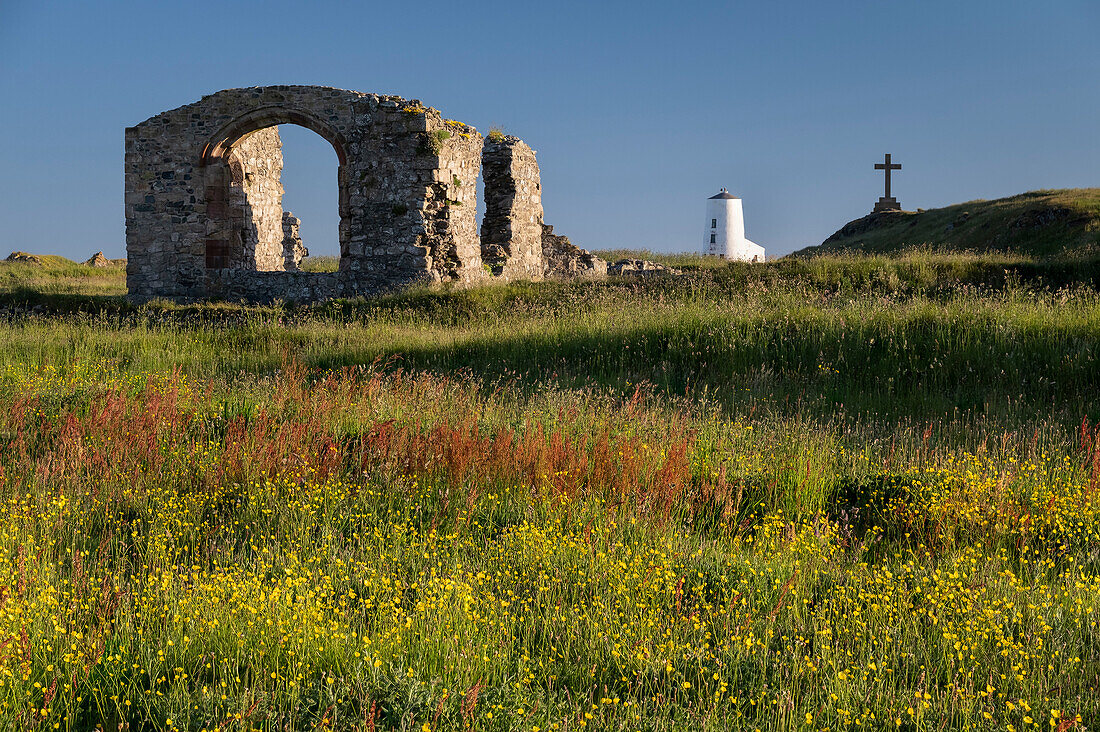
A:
710 233 716 244
711 219 717 228
276 124 341 272
210 122 342 274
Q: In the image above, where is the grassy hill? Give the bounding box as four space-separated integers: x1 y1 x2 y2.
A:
0 251 126 298
794 188 1100 257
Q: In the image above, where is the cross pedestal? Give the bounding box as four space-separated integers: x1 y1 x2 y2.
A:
874 196 901 212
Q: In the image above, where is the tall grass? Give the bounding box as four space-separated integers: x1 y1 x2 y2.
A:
2 360 1098 729
1 276 1096 431
0 254 1098 729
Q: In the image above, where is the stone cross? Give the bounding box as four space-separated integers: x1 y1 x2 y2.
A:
873 153 902 212
874 153 901 198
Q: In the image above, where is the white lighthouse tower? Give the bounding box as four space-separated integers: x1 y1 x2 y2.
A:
704 189 765 262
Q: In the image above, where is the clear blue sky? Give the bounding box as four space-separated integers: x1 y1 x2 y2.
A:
1 0 1098 259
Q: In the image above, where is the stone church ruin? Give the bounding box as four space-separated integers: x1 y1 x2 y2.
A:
125 85 578 302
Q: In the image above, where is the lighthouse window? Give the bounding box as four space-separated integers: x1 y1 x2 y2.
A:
709 233 716 244
711 219 716 228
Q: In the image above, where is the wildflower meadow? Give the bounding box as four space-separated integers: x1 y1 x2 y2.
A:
0 254 1098 730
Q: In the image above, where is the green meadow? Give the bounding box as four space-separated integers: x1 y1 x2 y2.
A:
1 251 1098 730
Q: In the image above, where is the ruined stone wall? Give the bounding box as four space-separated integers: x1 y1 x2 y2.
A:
281 212 307 271
411 122 484 283
480 136 545 279
228 127 285 271
542 224 606 278
125 86 485 302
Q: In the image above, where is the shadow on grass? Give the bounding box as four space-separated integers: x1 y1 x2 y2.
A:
298 310 1100 427
2 257 1098 427
0 289 130 313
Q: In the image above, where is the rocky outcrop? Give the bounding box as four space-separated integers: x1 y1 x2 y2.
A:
5 252 43 265
541 225 607 279
1010 206 1084 231
84 252 111 267
607 259 682 277
822 210 914 246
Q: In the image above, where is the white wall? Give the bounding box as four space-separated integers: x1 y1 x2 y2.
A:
703 196 765 261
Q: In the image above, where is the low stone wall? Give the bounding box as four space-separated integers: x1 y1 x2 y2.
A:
607 259 681 277
204 270 340 303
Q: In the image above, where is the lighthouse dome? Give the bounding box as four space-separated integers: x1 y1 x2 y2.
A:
709 188 740 200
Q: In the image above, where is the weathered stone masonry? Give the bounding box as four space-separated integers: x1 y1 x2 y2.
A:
126 86 486 302
480 136 544 280
125 85 569 303
224 126 285 272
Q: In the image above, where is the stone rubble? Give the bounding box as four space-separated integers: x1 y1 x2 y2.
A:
5 252 44 264
607 259 682 277
541 225 607 279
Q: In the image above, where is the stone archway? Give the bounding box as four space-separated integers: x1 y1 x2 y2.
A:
199 109 349 278
125 86 486 302
201 106 350 167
